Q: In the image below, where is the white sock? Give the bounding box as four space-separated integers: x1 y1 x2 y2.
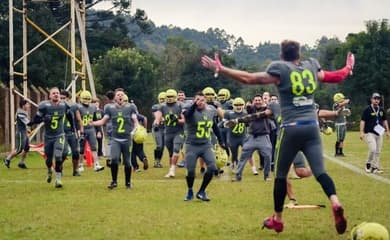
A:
56 172 61 180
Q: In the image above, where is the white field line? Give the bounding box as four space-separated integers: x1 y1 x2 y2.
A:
324 153 390 185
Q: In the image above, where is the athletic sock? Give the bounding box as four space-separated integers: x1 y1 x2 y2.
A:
199 170 213 192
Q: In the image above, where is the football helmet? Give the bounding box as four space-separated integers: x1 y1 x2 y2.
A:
133 125 148 144
322 126 333 135
350 222 389 240
157 92 166 104
79 90 92 105
123 94 129 103
217 88 230 102
233 97 245 112
333 93 345 103
165 89 177 103
214 145 228 169
202 87 216 103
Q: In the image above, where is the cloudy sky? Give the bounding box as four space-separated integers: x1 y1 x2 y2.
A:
98 0 389 46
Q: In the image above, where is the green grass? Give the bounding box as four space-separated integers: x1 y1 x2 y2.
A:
1 132 389 240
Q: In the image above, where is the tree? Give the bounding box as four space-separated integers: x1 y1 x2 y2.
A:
93 47 159 116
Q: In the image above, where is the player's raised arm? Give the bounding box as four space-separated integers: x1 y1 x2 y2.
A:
318 52 355 83
201 53 279 85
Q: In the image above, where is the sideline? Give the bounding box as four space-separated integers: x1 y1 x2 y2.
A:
324 153 390 185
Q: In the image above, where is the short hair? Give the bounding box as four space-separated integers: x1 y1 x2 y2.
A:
19 99 28 108
195 91 204 97
281 40 300 61
178 90 185 94
105 90 115 100
254 94 263 99
114 88 124 92
92 98 100 103
60 89 70 98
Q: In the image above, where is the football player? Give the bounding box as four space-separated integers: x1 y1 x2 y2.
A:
151 92 166 168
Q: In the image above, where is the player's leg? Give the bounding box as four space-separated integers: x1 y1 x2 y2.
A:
44 138 55 183
87 130 104 171
53 136 66 188
196 146 217 201
108 140 121 189
257 135 272 181
184 144 198 201
234 135 255 181
122 140 132 189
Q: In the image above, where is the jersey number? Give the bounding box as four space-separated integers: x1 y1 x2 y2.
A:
117 117 125 133
82 115 93 126
51 116 59 130
196 121 213 138
290 69 316 96
232 122 245 134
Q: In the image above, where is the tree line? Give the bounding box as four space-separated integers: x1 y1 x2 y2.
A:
0 1 389 125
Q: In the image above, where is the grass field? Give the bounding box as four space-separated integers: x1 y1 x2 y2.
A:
1 131 389 240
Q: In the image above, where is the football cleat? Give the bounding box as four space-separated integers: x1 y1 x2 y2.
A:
177 160 186 168
17 162 27 169
72 171 81 177
143 158 149 170
262 215 284 233
153 162 163 168
107 181 118 189
55 179 63 188
4 158 10 168
231 174 242 182
365 163 371 173
78 165 85 172
371 168 384 174
47 171 53 183
252 166 259 175
184 189 194 201
94 165 105 172
164 171 175 178
332 204 347 234
196 191 210 201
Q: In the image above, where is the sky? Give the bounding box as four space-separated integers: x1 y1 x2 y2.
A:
97 0 390 47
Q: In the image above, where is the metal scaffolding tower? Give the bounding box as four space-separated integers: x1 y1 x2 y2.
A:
8 0 96 149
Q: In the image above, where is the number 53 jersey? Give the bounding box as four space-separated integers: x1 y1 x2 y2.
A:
266 58 320 123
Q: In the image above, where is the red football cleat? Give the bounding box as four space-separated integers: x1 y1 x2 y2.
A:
262 215 284 233
332 204 347 234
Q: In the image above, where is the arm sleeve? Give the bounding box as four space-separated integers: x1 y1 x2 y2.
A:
322 66 351 83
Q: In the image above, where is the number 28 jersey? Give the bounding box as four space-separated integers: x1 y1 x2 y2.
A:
104 103 138 140
266 58 320 123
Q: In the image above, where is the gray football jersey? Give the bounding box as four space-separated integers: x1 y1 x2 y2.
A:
266 58 320 123
184 105 217 144
268 101 282 126
104 103 137 139
333 103 347 124
219 99 233 111
36 100 69 138
64 103 79 133
16 108 29 133
78 104 97 130
224 110 247 138
158 102 184 134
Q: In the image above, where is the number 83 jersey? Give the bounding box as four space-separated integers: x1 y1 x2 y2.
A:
266 58 320 123
104 103 138 140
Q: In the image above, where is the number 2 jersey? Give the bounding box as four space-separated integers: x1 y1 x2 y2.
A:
266 58 320 123
104 102 138 140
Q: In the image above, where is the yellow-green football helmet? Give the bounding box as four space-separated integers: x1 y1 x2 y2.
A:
233 97 245 112
165 89 177 104
79 90 92 105
214 145 228 169
217 88 231 102
157 92 166 104
133 125 148 144
350 222 389 240
202 87 216 103
123 94 129 103
322 126 333 135
333 93 345 103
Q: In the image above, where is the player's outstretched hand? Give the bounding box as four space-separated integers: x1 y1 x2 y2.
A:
201 55 217 72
